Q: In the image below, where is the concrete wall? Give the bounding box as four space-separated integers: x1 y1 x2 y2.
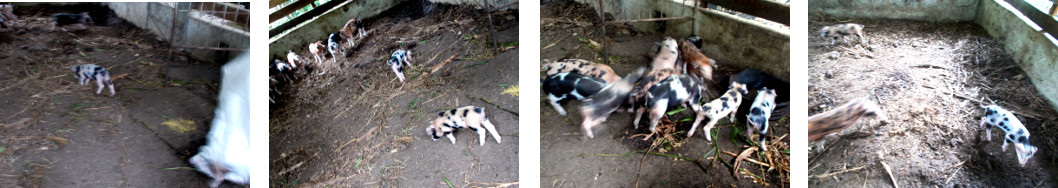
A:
574 0 791 82
429 0 518 10
268 0 401 58
976 0 1058 112
808 0 978 21
108 2 249 63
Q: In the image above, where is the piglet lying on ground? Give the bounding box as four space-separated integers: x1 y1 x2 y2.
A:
980 105 1038 167
190 51 252 188
71 64 115 96
51 12 93 32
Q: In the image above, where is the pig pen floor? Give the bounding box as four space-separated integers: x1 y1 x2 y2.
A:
808 15 1058 187
539 1 790 187
0 5 237 188
268 4 519 187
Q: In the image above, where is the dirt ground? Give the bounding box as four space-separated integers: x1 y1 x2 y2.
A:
808 15 1058 187
0 4 244 188
539 1 790 187
269 3 519 187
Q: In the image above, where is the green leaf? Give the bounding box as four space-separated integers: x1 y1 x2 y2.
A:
666 107 686 116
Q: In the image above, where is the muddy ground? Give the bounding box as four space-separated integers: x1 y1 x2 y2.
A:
808 15 1058 187
539 1 790 187
0 4 243 188
269 3 519 187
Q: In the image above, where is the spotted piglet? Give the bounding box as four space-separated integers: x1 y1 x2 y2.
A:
51 12 93 32
807 97 887 151
689 82 748 140
339 18 367 47
542 72 607 116
425 106 502 146
820 23 866 45
541 59 621 83
980 105 1037 167
327 33 343 62
650 37 680 70
633 73 705 133
71 64 115 96
388 49 412 82
746 88 776 151
579 67 646 138
0 4 17 28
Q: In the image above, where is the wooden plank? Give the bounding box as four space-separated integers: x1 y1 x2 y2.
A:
270 0 352 38
1005 0 1058 40
271 0 288 9
604 16 693 24
697 0 789 25
270 0 319 23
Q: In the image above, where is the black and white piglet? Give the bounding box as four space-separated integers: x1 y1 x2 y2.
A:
388 49 412 82
688 82 749 141
542 72 607 116
820 23 866 45
71 64 115 96
579 67 646 138
51 12 93 32
632 73 705 134
327 33 343 62
746 87 776 151
426 106 502 146
980 105 1037 167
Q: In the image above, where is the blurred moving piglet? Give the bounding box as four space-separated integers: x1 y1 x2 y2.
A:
51 12 92 32
190 51 252 188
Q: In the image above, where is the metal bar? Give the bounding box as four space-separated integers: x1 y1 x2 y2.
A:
270 0 353 38
169 2 178 60
1006 0 1058 41
598 0 608 64
486 0 499 54
604 16 693 24
172 46 248 52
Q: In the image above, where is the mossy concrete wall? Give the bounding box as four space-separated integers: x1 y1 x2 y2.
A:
808 0 979 21
976 0 1058 112
574 0 791 82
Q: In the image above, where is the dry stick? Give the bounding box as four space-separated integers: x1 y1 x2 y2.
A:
808 166 866 179
633 136 661 188
877 152 899 188
721 151 772 168
732 147 759 180
430 54 459 74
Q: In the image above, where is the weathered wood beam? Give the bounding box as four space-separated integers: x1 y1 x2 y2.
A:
269 0 319 23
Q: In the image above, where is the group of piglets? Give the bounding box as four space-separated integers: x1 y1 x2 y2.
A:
812 23 1038 167
275 17 414 83
542 36 787 151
